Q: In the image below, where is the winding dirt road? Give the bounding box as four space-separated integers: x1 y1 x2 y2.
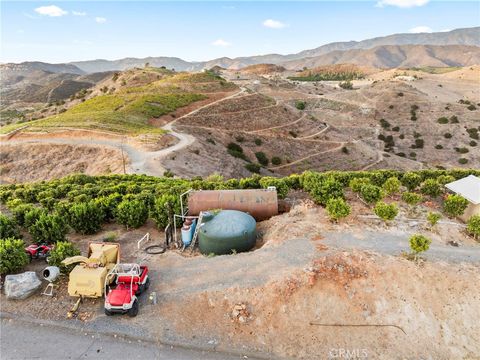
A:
1 88 246 177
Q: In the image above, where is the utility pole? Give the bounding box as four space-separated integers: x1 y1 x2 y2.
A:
120 137 126 174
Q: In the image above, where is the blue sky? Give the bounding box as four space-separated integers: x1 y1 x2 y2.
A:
1 1 479 63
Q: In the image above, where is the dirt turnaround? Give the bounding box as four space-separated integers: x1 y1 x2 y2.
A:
1 201 479 360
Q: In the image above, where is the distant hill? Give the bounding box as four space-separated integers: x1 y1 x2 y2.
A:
0 62 111 104
281 45 480 70
64 27 480 72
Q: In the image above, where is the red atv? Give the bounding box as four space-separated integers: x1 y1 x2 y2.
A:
104 263 150 317
25 243 53 262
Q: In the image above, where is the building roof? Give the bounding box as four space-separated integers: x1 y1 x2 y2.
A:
445 175 480 205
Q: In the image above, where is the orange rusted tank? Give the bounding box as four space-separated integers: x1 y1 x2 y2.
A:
187 189 278 221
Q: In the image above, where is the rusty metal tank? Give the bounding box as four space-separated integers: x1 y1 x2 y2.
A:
187 189 278 221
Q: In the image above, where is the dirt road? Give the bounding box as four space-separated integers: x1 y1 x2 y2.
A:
1 88 247 177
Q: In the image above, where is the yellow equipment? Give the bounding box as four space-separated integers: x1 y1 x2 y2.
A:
62 242 120 298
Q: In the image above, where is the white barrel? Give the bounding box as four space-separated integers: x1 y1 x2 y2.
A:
43 266 60 282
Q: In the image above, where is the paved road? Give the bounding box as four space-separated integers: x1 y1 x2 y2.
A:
0 319 256 360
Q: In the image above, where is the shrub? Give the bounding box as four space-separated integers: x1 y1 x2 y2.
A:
436 175 455 185
255 152 269 166
360 184 384 204
326 198 351 222
443 194 469 217
310 177 344 206
444 133 452 139
295 101 306 110
235 135 245 143
116 199 149 229
382 177 401 196
227 142 248 161
254 138 262 146
449 115 459 123
458 158 468 165
401 192 423 206
420 179 441 197
409 234 431 254
245 163 261 173
437 117 449 124
339 81 353 90
401 172 422 191
271 157 282 166
0 238 29 274
435 144 443 149
47 241 81 273
467 128 479 140
259 177 289 199
11 203 35 227
427 212 441 227
349 177 371 193
469 140 477 147
0 214 19 239
380 119 391 129
152 194 180 229
374 202 398 222
68 200 104 235
467 104 476 111
24 207 47 229
467 215 480 239
29 214 67 244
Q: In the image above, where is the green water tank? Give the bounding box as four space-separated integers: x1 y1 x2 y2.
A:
198 210 256 255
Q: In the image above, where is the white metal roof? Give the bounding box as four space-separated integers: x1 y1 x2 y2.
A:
445 175 480 205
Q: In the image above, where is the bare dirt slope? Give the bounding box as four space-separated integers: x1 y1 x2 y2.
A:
0 143 124 183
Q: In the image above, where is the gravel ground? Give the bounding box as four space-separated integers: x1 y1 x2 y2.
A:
322 230 480 264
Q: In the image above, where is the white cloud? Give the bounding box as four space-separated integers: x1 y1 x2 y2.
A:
409 26 433 33
34 5 68 17
212 39 231 47
262 19 287 29
376 0 429 8
95 17 107 24
72 11 86 16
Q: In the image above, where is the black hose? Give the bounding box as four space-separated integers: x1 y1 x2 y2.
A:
145 245 166 254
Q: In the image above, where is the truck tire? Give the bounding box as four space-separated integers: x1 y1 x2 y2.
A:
128 300 139 317
104 309 113 316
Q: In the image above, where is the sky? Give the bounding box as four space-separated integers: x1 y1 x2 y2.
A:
1 1 479 63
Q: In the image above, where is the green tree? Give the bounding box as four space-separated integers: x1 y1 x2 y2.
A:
0 213 19 239
420 179 441 197
24 207 47 229
48 241 81 273
0 238 29 274
255 152 269 166
374 202 398 222
326 198 351 222
68 200 104 235
310 177 344 206
116 199 148 229
382 177 401 196
409 234 431 255
151 194 180 229
427 212 441 227
443 194 469 217
259 177 289 199
401 172 422 191
360 184 384 204
467 215 480 239
29 214 67 244
349 177 370 193
401 192 423 206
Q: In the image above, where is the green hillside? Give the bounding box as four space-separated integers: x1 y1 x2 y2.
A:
0 69 236 135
